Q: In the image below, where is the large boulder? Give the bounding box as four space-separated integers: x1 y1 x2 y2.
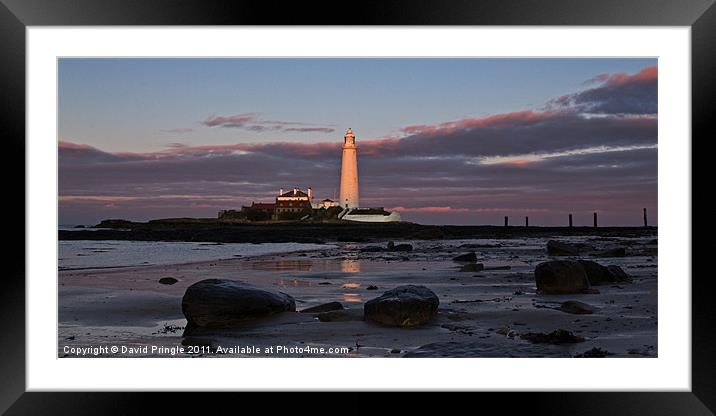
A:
364 285 439 327
607 265 632 283
577 260 615 285
182 279 296 328
534 260 591 294
547 240 581 256
577 260 632 285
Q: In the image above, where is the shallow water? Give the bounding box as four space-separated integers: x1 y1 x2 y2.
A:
59 240 335 270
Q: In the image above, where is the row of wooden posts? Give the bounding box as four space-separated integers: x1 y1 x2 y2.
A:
503 208 650 227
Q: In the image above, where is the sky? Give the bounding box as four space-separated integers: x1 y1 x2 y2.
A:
58 58 658 226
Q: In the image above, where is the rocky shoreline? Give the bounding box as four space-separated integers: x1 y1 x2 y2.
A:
59 234 658 358
60 221 657 244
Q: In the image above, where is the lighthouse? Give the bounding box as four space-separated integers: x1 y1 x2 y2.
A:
339 128 360 209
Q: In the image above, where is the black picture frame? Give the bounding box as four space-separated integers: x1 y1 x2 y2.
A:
2 0 712 413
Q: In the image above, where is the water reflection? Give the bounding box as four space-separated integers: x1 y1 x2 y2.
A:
240 258 363 273
247 260 314 272
342 293 363 303
340 259 361 273
275 278 312 287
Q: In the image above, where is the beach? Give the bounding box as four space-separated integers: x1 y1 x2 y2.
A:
58 233 657 358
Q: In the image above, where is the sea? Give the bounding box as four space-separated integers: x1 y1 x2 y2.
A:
59 239 334 271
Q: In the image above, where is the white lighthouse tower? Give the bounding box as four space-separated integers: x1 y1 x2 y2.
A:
339 128 359 209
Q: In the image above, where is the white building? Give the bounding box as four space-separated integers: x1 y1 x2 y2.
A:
337 128 401 223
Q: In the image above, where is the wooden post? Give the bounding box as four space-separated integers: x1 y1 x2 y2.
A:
643 208 648 227
569 214 573 227
504 216 508 227
593 212 598 228
525 216 529 227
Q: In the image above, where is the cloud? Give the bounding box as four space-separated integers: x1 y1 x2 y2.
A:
548 65 657 115
166 142 188 148
59 65 658 226
201 113 259 128
201 113 334 134
284 127 336 133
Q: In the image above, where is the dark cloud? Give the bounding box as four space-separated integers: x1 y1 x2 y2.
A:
548 65 657 115
200 113 334 134
201 113 258 128
284 127 336 133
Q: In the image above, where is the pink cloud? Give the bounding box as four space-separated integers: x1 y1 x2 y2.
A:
603 65 657 86
400 109 567 137
59 140 94 150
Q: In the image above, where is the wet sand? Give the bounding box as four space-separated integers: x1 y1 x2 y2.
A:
58 235 658 358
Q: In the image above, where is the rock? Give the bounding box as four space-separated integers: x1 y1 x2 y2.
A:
484 265 511 271
391 244 413 252
578 260 632 285
574 347 614 358
158 277 178 285
364 285 439 327
521 329 585 344
577 260 615 285
595 247 627 257
300 301 343 314
181 279 296 328
384 241 412 252
459 263 484 272
534 260 591 294
360 245 384 253
559 300 597 314
318 281 332 285
607 265 633 283
453 252 478 262
403 341 571 358
316 308 364 322
366 285 379 290
547 240 580 256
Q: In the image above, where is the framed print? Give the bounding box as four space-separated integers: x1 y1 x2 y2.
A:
3 0 714 413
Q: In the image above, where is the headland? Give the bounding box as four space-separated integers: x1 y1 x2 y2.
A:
60 218 657 244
